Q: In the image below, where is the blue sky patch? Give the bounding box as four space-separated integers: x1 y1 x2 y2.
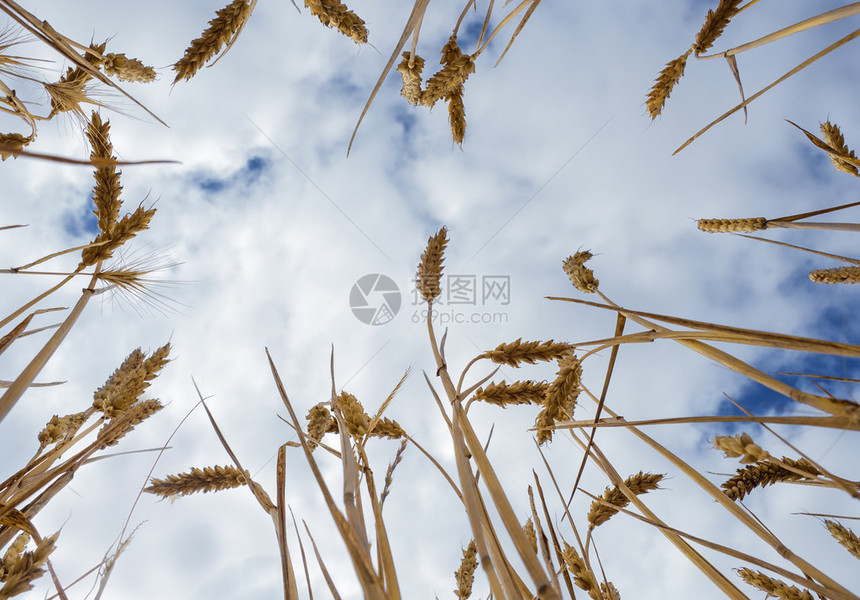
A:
193 154 271 196
62 196 100 239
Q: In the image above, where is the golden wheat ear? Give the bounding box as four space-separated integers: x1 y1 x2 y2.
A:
824 520 860 560
304 0 368 43
447 88 466 145
474 381 548 407
809 266 860 284
820 121 860 176
586 472 663 529
453 540 478 599
646 49 691 119
562 251 599 293
144 465 249 498
173 0 254 83
102 53 156 83
737 568 815 600
396 52 425 105
416 226 448 303
0 133 34 161
693 0 743 55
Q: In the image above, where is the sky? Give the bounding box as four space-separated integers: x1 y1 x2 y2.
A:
2 0 860 598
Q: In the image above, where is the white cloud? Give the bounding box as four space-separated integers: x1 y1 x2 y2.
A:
2 1 859 599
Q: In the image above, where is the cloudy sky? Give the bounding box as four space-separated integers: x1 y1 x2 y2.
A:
2 0 859 598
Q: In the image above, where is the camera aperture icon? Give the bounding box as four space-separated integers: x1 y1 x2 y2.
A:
350 274 401 326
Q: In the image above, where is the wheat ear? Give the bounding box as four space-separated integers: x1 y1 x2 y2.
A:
92 344 170 419
46 42 106 117
646 49 691 119
824 520 860 560
0 533 57 598
478 338 573 368
809 266 860 284
522 518 537 554
0 133 33 161
587 472 664 529
535 353 581 444
86 112 121 235
562 543 599 600
693 0 744 55
454 540 478 599
737 568 813 600
37 411 88 450
422 36 475 108
563 251 599 293
713 432 770 464
304 0 368 43
722 457 820 501
305 403 337 450
102 53 156 83
173 0 252 83
396 52 425 105
820 121 859 176
144 465 248 498
96 398 163 449
474 380 548 407
698 217 768 233
416 226 448 303
447 87 467 145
